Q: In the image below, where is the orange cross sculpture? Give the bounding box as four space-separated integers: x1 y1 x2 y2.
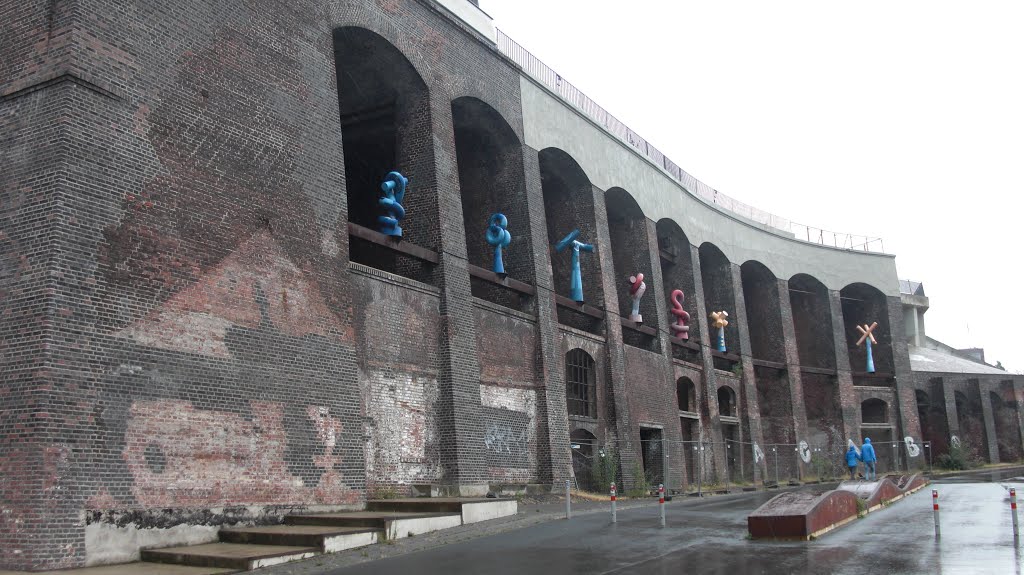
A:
855 322 878 346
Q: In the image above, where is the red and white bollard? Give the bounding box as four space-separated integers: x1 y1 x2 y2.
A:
1011 487 1019 539
611 482 617 524
659 483 666 528
932 489 940 538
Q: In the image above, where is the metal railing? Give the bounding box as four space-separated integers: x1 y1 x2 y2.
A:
497 30 885 253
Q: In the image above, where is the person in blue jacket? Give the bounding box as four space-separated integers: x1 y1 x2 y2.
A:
861 438 877 480
845 444 860 480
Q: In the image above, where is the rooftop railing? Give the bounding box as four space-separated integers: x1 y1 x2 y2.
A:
497 30 885 254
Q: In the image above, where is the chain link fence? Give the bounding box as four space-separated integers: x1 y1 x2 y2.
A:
572 437 928 495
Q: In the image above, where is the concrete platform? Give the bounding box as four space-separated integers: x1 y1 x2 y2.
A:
142 542 317 570
366 498 518 524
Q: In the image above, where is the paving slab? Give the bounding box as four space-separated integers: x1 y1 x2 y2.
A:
0 563 233 575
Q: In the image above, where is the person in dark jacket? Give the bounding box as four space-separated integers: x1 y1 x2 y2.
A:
845 444 860 480
861 438 877 480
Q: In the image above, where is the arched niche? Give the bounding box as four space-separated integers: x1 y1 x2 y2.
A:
740 261 783 363
717 385 737 418
451 97 533 285
788 273 835 369
839 282 893 374
861 398 888 424
334 27 437 268
540 148 604 310
657 219 700 342
699 243 738 352
991 389 1023 462
677 378 697 413
604 188 657 328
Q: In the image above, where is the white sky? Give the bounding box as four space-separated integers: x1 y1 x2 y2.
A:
480 0 1024 373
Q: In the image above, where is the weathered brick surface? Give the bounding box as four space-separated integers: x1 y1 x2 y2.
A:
5 0 1024 570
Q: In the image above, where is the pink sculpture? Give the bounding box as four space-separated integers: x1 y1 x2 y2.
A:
670 289 691 340
628 273 646 323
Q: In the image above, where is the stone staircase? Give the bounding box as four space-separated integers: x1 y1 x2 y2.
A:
138 498 516 572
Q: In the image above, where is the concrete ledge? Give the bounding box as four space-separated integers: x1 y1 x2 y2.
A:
461 500 518 524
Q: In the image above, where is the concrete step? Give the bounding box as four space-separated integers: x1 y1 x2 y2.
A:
141 542 317 571
219 525 381 552
284 511 463 539
366 497 518 524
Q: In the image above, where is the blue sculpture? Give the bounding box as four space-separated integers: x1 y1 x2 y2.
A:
486 213 512 278
378 171 408 238
555 229 594 304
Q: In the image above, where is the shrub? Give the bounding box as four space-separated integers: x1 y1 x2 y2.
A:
591 447 620 493
936 442 975 471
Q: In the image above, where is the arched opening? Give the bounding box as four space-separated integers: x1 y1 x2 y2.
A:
570 428 598 491
565 349 597 419
718 386 737 418
792 274 841 457
540 148 604 333
954 388 988 462
334 27 437 280
861 398 888 424
657 220 701 355
840 283 894 378
740 261 783 363
604 188 656 328
788 274 835 369
452 97 534 307
699 243 738 356
677 378 697 413
993 386 1024 462
916 389 934 454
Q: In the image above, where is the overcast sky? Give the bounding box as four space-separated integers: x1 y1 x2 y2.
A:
480 0 1024 373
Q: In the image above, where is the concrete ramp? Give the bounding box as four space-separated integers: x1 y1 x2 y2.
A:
747 490 859 540
837 473 929 511
749 474 929 540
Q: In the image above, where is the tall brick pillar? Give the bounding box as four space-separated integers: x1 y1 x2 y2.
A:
729 264 767 484
521 147 572 487
688 245 727 483
829 290 861 444
640 219 684 491
590 185 640 489
977 379 1001 463
886 296 923 469
777 278 811 478
430 96 487 494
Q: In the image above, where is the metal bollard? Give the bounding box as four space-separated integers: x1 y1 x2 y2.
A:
1012 488 1019 538
659 484 666 528
932 489 940 538
611 482 617 523
565 479 571 519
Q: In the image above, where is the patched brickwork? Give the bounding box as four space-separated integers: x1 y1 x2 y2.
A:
4 0 1024 569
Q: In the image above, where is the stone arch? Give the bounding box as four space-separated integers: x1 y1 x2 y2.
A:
657 219 700 342
677 378 697 413
861 398 888 424
740 260 783 363
604 188 657 328
699 242 738 352
451 96 534 286
788 273 835 369
540 148 604 314
717 385 738 418
333 26 438 271
839 282 893 374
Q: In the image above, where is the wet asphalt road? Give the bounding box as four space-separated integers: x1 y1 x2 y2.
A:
318 471 1024 575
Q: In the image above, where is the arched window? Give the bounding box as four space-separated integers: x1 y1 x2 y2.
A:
677 378 697 413
566 349 597 418
717 386 737 417
861 398 888 424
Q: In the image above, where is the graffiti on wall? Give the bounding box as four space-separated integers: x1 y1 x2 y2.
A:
481 406 530 468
